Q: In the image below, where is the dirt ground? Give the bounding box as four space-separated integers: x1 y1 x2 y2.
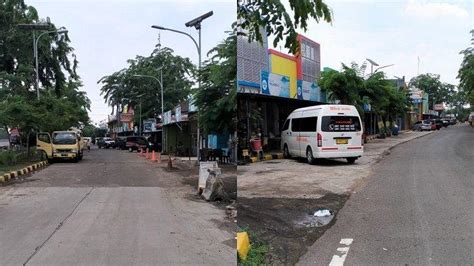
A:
238 193 349 264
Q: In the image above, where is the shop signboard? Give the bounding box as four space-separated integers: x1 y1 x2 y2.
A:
434 104 444 111
409 88 423 104
143 118 156 133
120 113 133 123
260 71 290 98
297 80 321 101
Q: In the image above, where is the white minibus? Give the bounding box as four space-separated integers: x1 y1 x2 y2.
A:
281 104 364 164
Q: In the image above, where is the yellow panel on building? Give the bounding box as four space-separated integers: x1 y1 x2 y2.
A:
269 52 298 98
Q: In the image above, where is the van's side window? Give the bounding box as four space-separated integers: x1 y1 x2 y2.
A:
291 118 300 131
282 119 290 131
299 117 317 132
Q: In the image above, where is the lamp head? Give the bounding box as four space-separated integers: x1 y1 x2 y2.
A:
185 11 213 29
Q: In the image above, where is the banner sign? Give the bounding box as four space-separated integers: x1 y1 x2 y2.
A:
163 111 172 125
297 80 321 101
261 71 290 98
175 106 182 122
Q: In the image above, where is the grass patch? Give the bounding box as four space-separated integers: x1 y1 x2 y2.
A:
0 149 42 175
0 162 35 175
238 228 270 266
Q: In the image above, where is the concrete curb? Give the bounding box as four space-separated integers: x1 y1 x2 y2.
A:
0 160 48 184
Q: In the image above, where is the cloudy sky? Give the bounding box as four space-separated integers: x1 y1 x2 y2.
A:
27 0 235 124
275 0 473 86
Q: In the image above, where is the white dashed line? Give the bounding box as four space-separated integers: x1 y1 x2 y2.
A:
329 238 354 266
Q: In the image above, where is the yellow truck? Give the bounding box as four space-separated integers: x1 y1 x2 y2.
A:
37 131 84 162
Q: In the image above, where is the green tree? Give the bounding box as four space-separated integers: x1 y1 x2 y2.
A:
0 0 90 144
320 62 410 135
408 74 448 108
194 25 237 134
99 47 195 125
319 64 364 105
457 29 474 108
237 0 332 53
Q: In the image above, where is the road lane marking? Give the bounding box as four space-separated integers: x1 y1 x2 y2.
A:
329 238 353 266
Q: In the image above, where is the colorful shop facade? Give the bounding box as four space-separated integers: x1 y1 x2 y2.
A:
237 32 327 153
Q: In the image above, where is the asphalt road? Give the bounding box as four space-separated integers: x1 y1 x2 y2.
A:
0 147 235 265
299 124 474 265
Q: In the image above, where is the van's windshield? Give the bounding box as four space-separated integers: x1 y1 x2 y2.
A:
321 116 361 132
52 132 77 145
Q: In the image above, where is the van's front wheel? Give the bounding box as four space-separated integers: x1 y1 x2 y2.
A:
283 144 291 158
306 147 315 164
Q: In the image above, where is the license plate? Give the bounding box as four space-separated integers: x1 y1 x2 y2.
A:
61 153 68 157
336 139 348 145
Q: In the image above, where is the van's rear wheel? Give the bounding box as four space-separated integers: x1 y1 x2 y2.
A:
306 147 315 164
283 144 291 158
347 157 357 164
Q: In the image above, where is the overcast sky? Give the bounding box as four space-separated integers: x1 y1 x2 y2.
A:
27 0 235 124
274 0 473 86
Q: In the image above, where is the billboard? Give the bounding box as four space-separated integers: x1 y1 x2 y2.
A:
297 80 321 101
261 71 290 98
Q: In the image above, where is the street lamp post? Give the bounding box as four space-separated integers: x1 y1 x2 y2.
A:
34 29 68 99
17 23 68 100
133 70 164 152
152 10 213 161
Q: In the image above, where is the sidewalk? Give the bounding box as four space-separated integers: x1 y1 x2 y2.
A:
238 130 433 199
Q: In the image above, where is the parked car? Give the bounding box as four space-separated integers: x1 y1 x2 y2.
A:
420 120 432 131
125 136 154 152
114 137 127 150
97 137 115 149
449 118 457 125
82 137 92 150
412 121 423 131
429 120 437 130
413 120 431 131
281 104 363 164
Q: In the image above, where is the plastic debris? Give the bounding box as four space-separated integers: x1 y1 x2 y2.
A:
314 209 332 217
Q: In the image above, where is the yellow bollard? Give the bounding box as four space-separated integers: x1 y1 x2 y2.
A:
237 232 251 261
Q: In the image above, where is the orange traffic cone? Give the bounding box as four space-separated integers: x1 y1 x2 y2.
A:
151 150 157 162
145 149 150 159
157 152 161 163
